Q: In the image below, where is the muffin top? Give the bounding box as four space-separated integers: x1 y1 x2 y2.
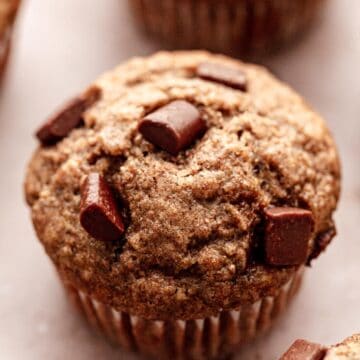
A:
280 335 360 360
25 51 340 320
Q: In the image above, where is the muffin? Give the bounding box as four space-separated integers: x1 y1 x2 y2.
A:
279 334 360 359
25 51 340 359
129 0 327 56
0 0 20 76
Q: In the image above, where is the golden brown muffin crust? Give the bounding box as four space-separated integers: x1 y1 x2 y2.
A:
25 51 341 320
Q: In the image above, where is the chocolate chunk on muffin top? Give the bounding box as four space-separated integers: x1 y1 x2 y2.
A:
25 51 340 320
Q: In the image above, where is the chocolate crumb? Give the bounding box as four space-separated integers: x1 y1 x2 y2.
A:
308 226 337 264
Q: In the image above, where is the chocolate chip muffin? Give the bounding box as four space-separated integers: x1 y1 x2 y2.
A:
0 0 20 76
25 51 341 359
129 0 327 55
279 334 360 359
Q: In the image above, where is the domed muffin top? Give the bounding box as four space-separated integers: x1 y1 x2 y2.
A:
25 51 340 319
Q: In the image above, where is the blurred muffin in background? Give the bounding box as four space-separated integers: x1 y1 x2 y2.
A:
129 0 327 56
0 0 20 76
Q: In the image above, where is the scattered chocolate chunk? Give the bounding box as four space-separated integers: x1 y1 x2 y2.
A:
139 100 206 155
80 173 125 242
36 86 101 145
196 62 247 91
308 226 336 264
279 339 327 360
264 207 315 266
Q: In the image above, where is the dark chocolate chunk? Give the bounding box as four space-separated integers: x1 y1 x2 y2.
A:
308 226 336 264
279 339 327 360
80 173 125 242
139 100 206 155
264 207 315 266
36 86 101 145
196 62 247 91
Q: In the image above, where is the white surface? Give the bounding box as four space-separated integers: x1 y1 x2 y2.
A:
0 0 359 359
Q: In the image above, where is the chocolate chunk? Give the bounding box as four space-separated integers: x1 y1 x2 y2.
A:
279 339 327 360
196 62 247 91
36 86 101 145
264 207 315 266
139 100 206 155
80 173 125 242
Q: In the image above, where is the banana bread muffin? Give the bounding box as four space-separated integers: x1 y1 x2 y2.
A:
280 334 360 359
129 0 327 56
25 51 341 359
0 0 20 76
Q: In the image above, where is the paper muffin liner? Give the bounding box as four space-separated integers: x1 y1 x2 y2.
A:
62 267 304 359
129 0 326 55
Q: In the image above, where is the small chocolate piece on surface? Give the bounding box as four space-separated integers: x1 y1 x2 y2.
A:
196 62 247 91
280 339 327 360
36 86 100 145
308 226 336 263
139 100 206 155
264 207 315 266
80 173 125 242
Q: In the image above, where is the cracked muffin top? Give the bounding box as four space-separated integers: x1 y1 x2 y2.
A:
25 51 341 320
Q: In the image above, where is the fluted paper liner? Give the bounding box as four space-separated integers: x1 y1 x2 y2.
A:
129 0 326 55
63 267 304 359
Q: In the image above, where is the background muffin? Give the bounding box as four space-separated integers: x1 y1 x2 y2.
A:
129 0 327 56
0 0 20 76
25 51 340 359
279 334 360 359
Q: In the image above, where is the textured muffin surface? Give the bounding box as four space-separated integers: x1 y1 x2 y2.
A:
25 51 340 319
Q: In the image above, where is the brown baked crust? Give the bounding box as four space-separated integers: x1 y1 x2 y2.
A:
25 51 341 320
